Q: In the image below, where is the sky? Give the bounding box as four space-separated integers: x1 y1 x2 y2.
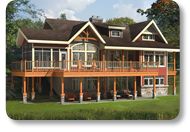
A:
29 0 156 22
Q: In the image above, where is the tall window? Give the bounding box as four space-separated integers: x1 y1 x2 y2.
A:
34 48 51 67
144 51 165 67
72 43 98 66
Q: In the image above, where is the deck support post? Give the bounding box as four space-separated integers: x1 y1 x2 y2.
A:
38 77 42 93
96 77 100 102
61 77 65 104
173 75 176 95
153 76 156 98
133 77 137 100
79 78 83 103
103 78 107 99
50 77 53 97
31 77 35 100
23 77 27 103
113 77 117 101
173 52 176 95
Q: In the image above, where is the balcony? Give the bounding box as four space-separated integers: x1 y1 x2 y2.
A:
11 60 160 77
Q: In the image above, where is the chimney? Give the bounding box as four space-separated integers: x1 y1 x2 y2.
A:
89 15 103 23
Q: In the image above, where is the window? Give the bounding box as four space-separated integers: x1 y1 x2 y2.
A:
144 77 153 86
72 43 98 66
144 76 164 86
111 30 122 37
144 51 165 67
34 48 51 67
155 52 165 66
142 34 155 41
144 52 154 66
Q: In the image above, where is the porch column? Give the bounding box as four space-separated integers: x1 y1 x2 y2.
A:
103 78 107 99
133 77 137 100
38 77 42 93
79 78 83 103
173 75 176 95
31 77 35 100
61 77 65 104
113 77 117 101
97 77 100 102
23 77 27 103
153 76 156 98
50 77 53 97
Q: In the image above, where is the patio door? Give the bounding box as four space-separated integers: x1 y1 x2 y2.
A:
61 52 67 69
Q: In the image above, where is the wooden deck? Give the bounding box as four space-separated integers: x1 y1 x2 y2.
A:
11 60 175 77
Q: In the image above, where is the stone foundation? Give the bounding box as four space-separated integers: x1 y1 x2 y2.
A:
141 86 168 97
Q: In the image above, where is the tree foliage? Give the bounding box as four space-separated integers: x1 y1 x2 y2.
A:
59 13 67 20
137 0 179 47
106 17 135 25
6 0 43 74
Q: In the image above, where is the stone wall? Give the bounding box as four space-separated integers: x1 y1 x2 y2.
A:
141 86 168 97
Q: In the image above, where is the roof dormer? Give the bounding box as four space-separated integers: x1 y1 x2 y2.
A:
108 25 126 38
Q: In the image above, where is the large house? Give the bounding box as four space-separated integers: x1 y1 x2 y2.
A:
12 16 179 104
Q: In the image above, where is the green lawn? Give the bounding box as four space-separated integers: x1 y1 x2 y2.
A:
6 95 179 120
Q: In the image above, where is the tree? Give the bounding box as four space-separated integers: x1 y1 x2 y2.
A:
106 17 135 25
137 0 180 68
6 0 43 74
137 0 179 47
60 13 67 20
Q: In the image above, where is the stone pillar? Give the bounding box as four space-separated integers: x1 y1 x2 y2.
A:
113 77 117 101
153 76 156 98
50 77 53 97
31 77 35 101
96 77 100 102
23 77 27 104
79 78 83 103
61 77 65 104
133 77 137 100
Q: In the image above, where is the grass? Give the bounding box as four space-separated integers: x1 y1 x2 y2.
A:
6 74 180 120
6 95 179 120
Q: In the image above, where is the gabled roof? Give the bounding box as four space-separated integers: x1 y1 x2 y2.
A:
16 18 179 51
129 20 151 40
130 20 168 44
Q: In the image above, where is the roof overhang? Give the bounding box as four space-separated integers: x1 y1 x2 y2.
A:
132 20 168 44
104 46 180 52
108 26 126 30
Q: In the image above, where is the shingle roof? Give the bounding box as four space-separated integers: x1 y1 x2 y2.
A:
21 28 69 41
129 20 151 40
19 18 178 49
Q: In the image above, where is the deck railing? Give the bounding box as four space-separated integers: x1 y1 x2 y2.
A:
12 60 160 72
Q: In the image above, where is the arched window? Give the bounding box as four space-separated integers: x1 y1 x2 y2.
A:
72 43 98 66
